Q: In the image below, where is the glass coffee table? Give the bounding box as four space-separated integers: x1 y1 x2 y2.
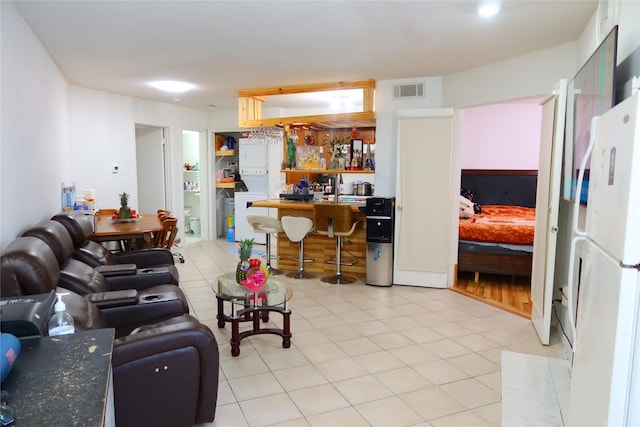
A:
215 272 293 356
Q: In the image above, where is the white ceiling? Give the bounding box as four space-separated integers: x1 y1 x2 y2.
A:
14 0 597 111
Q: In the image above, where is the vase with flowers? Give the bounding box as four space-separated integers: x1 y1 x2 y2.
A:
324 135 347 170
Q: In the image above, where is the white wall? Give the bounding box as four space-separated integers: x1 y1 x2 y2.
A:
458 102 543 170
1 0 210 248
68 86 208 240
443 42 579 108
0 1 70 249
374 77 444 197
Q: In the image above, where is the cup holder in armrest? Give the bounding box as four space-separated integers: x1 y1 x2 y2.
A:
138 292 175 304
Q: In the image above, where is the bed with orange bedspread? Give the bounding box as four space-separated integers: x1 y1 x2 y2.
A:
458 170 538 279
458 205 536 246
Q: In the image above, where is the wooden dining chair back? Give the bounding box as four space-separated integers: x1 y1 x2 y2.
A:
157 209 172 221
155 216 178 249
98 208 118 218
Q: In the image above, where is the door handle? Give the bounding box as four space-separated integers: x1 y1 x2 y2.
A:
397 204 403 210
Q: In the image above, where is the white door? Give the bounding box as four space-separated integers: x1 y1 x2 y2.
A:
394 109 455 288
531 80 567 344
136 125 167 214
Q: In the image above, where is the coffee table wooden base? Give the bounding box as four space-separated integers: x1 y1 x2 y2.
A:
216 296 292 357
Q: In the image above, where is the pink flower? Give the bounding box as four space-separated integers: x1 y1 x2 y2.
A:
250 269 267 286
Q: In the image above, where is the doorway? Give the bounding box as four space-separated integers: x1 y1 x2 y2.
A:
452 97 546 318
135 124 167 213
182 130 202 243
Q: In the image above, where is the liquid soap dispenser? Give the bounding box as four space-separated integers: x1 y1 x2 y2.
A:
48 293 75 336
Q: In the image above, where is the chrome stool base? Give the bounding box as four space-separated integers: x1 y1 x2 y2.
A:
287 270 316 280
321 274 356 284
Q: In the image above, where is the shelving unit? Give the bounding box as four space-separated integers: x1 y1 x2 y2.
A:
214 131 244 238
182 169 200 233
215 149 236 157
280 169 374 174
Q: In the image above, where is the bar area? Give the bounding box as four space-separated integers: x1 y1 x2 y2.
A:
250 199 367 278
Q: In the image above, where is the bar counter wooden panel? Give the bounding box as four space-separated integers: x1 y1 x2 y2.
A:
250 200 367 277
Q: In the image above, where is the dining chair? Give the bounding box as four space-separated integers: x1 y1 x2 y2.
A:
97 208 126 252
155 216 184 263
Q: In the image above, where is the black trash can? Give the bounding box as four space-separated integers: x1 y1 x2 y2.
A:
365 197 395 287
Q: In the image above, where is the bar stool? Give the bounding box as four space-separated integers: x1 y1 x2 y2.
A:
313 204 361 284
246 214 283 275
281 216 315 279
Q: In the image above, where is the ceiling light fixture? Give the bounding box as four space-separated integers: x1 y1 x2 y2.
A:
478 2 500 17
148 80 195 93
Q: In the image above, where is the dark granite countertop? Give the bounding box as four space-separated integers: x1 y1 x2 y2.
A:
2 328 115 426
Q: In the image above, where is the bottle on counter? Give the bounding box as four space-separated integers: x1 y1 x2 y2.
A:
48 293 75 336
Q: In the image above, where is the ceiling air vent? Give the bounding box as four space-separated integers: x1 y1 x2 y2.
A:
393 82 425 100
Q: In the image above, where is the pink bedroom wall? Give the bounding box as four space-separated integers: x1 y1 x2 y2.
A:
458 102 543 170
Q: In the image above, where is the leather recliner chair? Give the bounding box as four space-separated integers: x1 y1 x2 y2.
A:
22 220 184 297
0 237 219 426
1 237 187 337
51 211 180 284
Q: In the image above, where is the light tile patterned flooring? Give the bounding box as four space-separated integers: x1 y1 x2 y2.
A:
178 238 566 427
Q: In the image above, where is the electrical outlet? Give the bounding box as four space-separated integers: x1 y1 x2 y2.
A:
112 164 120 174
561 286 569 306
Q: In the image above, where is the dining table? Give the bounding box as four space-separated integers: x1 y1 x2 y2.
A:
92 213 162 249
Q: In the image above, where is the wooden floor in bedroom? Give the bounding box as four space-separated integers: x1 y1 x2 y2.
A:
452 271 532 319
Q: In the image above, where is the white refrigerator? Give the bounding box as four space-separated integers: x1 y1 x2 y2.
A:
567 92 640 426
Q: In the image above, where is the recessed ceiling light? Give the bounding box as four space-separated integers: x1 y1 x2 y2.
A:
478 2 500 17
148 80 195 93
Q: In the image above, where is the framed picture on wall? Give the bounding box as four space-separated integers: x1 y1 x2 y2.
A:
350 139 363 168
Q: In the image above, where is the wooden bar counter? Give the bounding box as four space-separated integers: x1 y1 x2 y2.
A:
250 199 367 278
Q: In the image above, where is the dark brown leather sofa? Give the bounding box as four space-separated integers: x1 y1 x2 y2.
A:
1 236 219 426
22 219 182 295
52 210 180 284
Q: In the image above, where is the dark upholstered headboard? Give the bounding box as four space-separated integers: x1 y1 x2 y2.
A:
460 169 538 208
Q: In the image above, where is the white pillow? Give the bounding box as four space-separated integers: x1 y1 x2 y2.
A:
459 195 474 219
459 195 473 208
460 204 474 219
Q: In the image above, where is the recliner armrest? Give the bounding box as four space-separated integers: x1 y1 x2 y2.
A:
86 289 138 309
115 248 175 268
105 267 177 290
99 285 188 333
95 263 137 277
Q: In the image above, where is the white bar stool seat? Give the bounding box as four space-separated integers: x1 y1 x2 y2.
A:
281 216 315 279
247 214 283 275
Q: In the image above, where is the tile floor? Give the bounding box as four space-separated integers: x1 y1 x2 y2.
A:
501 351 571 427
177 238 567 427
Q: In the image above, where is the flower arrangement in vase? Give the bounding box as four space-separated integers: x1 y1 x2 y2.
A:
235 238 269 290
324 135 347 170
